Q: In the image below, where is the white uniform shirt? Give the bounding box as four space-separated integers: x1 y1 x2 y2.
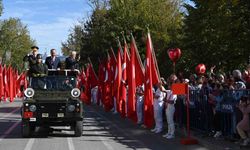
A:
154 87 166 102
136 85 144 101
165 90 177 103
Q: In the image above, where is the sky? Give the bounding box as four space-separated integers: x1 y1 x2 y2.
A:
1 0 194 56
1 0 92 55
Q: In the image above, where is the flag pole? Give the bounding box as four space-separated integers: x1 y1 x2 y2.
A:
88 57 98 80
147 28 161 80
110 47 117 62
121 31 130 58
130 33 145 74
116 37 124 56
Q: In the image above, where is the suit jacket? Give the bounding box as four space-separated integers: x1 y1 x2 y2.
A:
45 56 61 69
65 57 79 70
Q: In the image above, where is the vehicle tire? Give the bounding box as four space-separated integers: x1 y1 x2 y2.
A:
74 121 83 137
22 122 31 138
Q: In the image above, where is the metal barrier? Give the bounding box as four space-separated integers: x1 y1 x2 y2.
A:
175 89 250 137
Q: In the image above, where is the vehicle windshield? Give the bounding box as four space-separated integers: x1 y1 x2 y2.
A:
30 76 76 91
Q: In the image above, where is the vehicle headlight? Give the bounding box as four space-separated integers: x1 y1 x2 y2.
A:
29 105 37 112
68 105 75 112
71 88 80 98
24 88 35 98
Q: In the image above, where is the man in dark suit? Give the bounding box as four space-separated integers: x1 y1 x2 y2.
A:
45 49 61 69
65 51 80 70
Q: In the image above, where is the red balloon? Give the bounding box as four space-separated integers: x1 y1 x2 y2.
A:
168 48 181 63
195 64 206 75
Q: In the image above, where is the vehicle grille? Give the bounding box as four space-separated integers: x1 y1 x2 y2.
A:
37 102 67 118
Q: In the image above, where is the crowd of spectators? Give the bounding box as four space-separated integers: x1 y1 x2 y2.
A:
166 65 250 146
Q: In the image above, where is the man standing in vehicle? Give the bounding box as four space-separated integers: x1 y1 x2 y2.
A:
23 46 39 68
65 51 80 70
45 49 61 69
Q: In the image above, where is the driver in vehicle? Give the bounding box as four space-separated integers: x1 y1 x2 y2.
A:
63 78 74 89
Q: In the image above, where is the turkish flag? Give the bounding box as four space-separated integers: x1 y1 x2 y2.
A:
0 65 4 99
84 65 91 105
88 64 98 88
149 37 160 85
114 48 122 113
16 72 25 98
97 61 105 106
79 69 87 86
13 69 18 98
9 67 14 102
105 57 114 112
23 73 28 91
127 38 137 122
109 51 116 97
79 69 89 104
109 51 117 111
119 45 129 118
3 66 9 101
131 35 145 86
144 32 160 128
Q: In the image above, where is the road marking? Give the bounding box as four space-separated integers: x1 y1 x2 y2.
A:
0 107 21 142
24 138 35 150
89 125 114 150
84 117 114 150
67 137 75 150
62 127 75 150
0 121 20 142
0 118 22 121
1 107 20 118
91 108 147 148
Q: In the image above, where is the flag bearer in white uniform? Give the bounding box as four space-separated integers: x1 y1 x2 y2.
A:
162 85 177 139
151 82 166 133
91 86 98 104
136 85 144 124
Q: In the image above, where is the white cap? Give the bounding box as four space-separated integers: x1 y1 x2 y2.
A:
184 79 189 83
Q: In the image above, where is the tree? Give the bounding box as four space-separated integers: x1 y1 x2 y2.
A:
62 0 184 76
0 18 35 70
61 25 85 56
0 0 3 16
181 0 250 73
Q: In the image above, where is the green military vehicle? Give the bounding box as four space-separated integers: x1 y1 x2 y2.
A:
21 69 83 137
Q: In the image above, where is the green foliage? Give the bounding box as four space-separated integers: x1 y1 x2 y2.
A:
181 0 250 74
63 0 250 76
0 0 3 16
0 18 35 70
62 0 184 76
61 25 84 56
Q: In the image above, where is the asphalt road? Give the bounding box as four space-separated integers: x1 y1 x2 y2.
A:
0 100 210 150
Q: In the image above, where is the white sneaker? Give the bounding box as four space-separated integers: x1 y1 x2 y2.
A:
213 131 222 138
162 133 170 138
151 128 157 132
154 129 162 134
166 135 175 139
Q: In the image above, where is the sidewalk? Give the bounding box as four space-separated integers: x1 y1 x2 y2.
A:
176 128 249 150
92 104 249 150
